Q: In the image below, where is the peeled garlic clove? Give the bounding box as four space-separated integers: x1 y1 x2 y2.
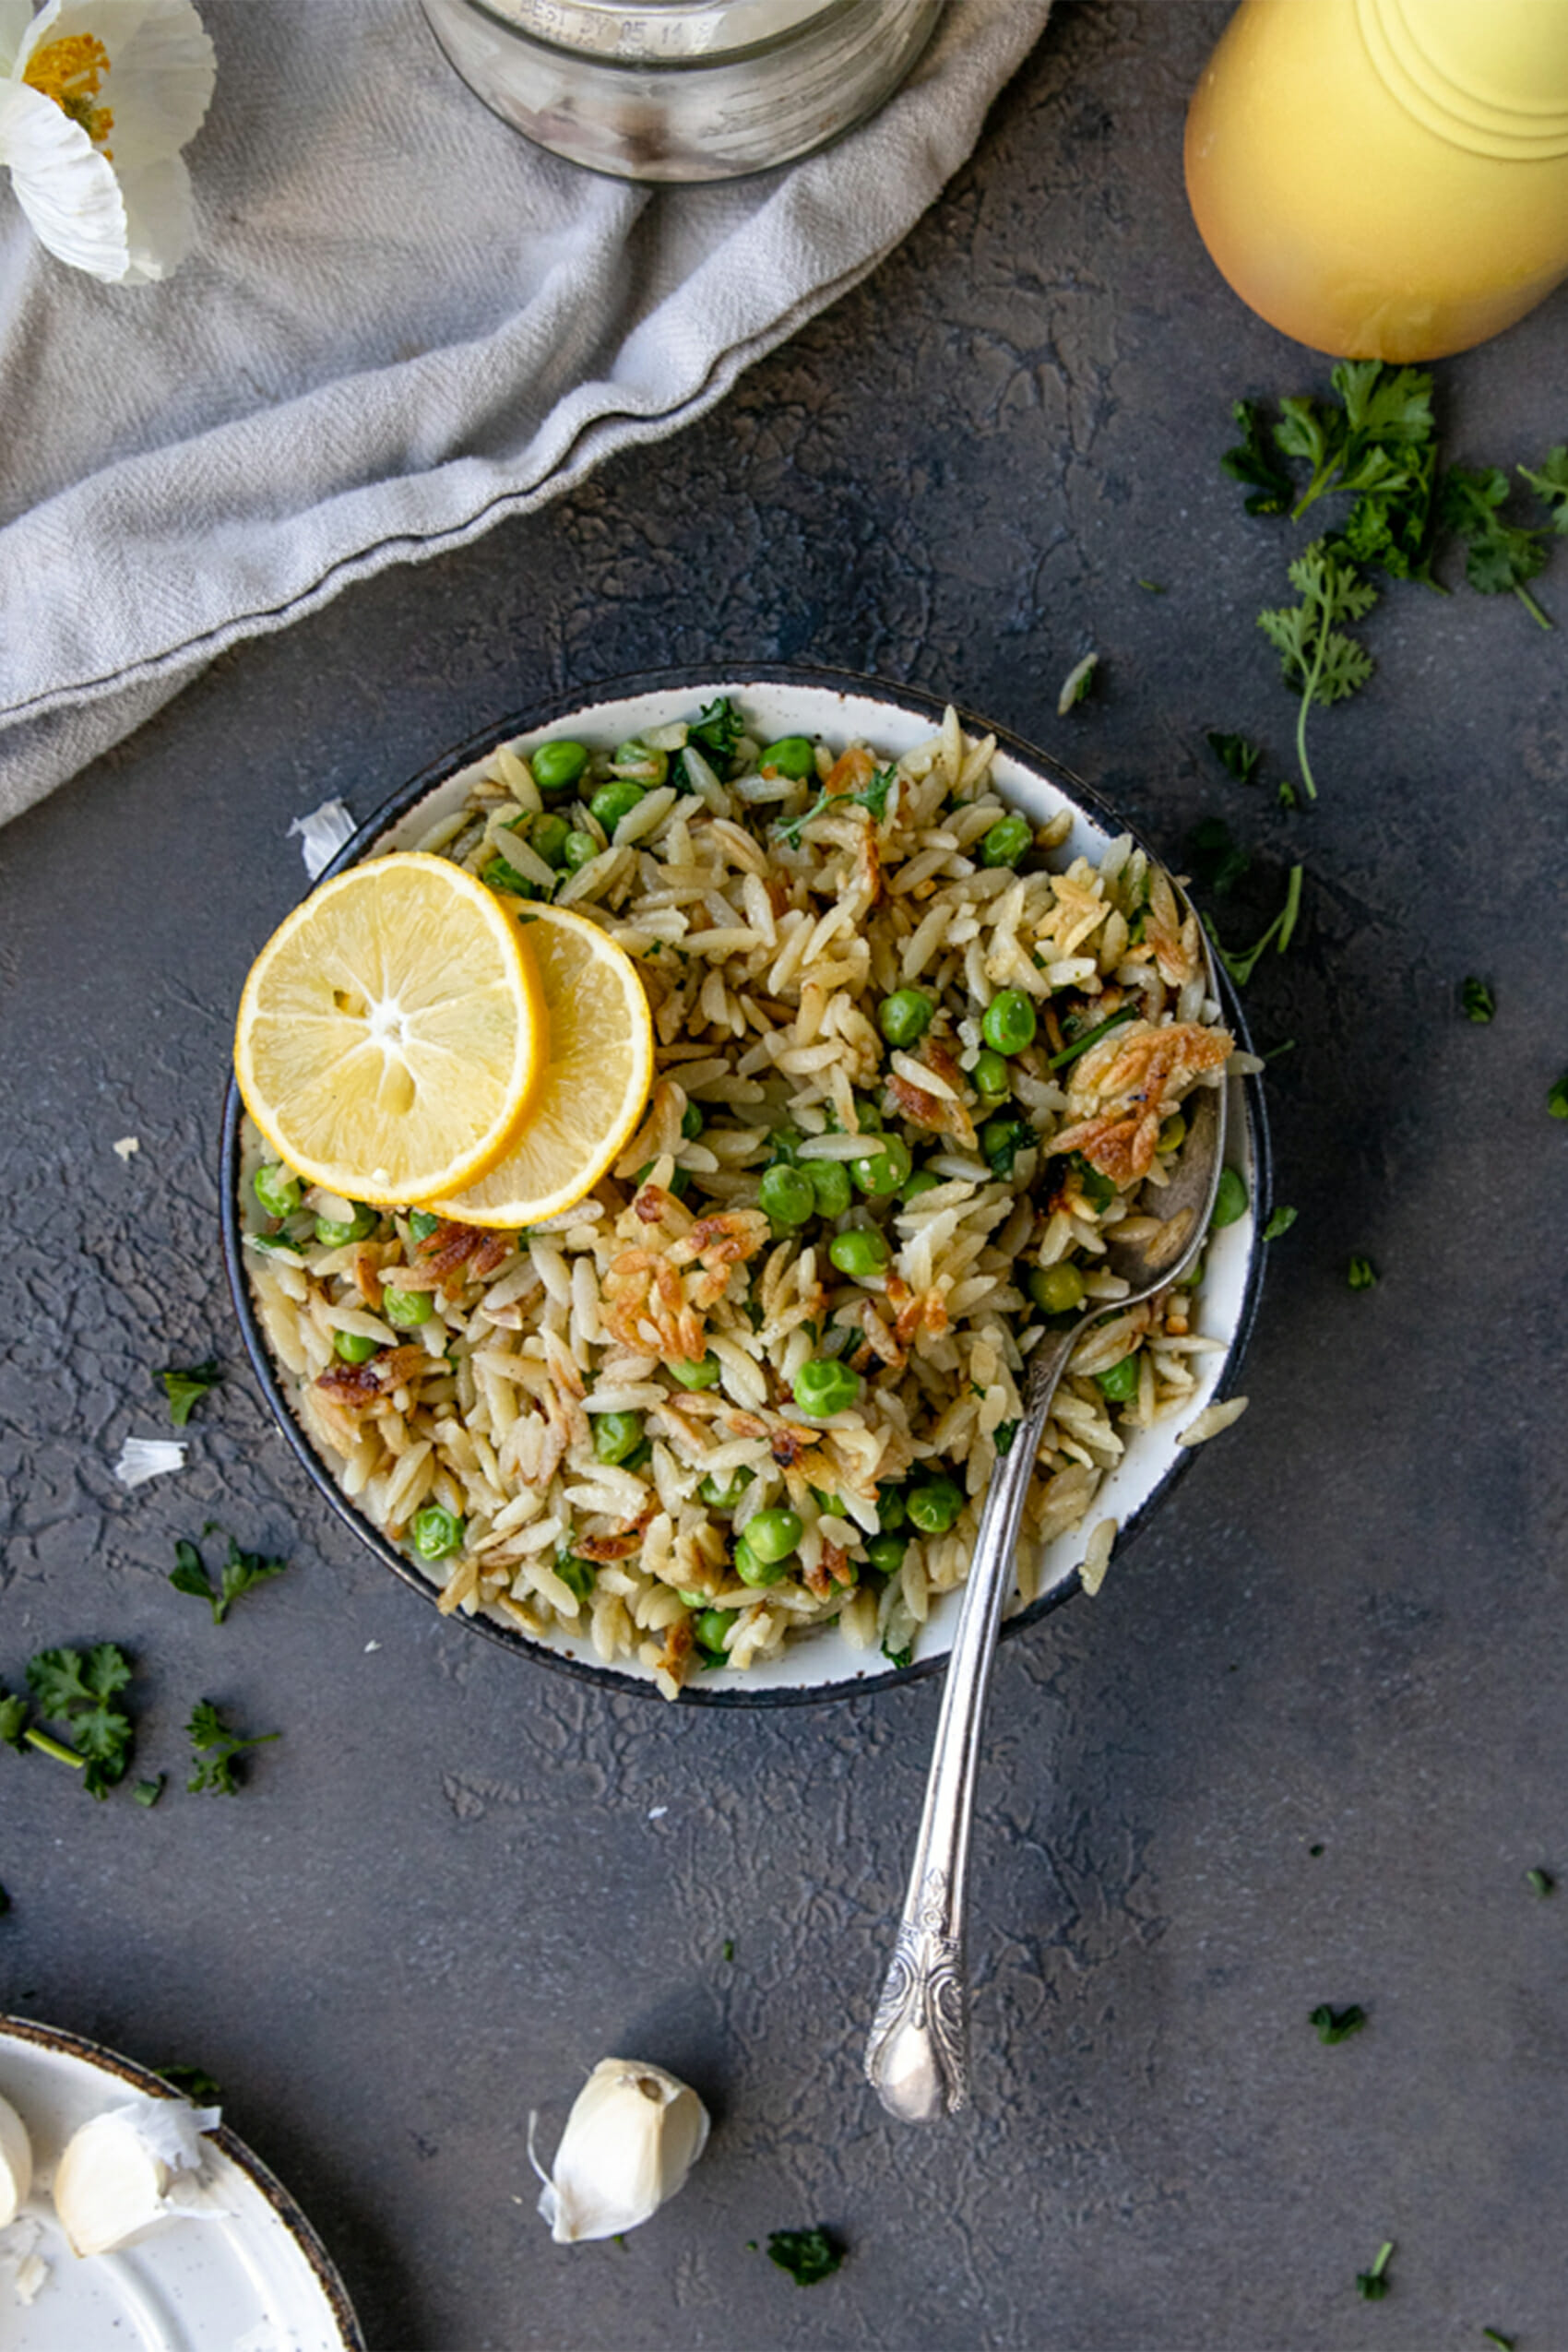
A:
53 2097 220 2258
0 2091 33 2227
534 2059 709 2244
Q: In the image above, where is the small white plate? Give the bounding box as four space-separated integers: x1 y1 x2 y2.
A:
222 669 1268 1705
0 2016 363 2352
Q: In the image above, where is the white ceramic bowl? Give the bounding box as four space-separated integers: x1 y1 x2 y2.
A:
222 668 1269 1705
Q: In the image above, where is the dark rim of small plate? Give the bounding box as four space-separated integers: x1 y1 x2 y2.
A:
0 2013 367 2350
220 662 1270 1709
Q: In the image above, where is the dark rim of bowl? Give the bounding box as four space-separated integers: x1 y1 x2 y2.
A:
220 662 1271 1710
0 2013 367 2350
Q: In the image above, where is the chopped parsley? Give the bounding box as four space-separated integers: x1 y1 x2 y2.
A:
993 1420 1019 1457
1262 1206 1298 1241
688 695 745 768
1548 1073 1568 1121
1460 978 1495 1024
1519 444 1568 531
1526 1868 1554 1899
1440 466 1552 628
134 1776 165 1807
1356 2241 1395 2301
1348 1256 1378 1290
880 1635 914 1673
1310 2003 1367 2045
1186 815 1252 897
766 2227 844 2287
1047 1004 1139 1072
160 1360 221 1427
170 1528 289 1625
1206 731 1264 786
185 1700 280 1796
157 2063 222 2100
1204 864 1303 986
775 762 895 849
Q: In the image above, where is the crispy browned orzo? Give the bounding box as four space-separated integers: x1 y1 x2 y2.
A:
240 698 1247 1696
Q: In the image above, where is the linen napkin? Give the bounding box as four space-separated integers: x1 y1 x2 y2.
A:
0 0 1052 827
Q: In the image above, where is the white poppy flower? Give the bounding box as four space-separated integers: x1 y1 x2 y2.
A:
0 0 215 284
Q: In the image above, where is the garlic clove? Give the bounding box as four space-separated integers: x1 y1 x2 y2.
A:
53 2097 221 2259
0 2091 33 2227
534 2059 709 2245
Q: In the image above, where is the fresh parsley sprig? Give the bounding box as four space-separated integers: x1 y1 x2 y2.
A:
21 1645 136 1798
1439 467 1552 628
1257 543 1377 800
1203 866 1303 987
170 1527 289 1625
1220 399 1295 517
766 2227 844 2287
775 763 895 849
1517 445 1568 532
160 1360 221 1427
1310 2002 1367 2045
185 1700 280 1795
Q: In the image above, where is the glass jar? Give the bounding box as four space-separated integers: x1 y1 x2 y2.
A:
420 0 946 184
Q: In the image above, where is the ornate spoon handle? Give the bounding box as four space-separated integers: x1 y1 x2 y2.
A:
863 1324 1079 2123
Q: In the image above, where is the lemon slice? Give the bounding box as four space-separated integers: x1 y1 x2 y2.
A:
431 903 655 1228
234 852 546 1206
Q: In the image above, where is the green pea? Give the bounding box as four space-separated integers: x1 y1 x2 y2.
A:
612 740 668 786
767 1129 801 1165
681 1101 706 1141
693 1609 733 1654
528 812 573 868
981 989 1039 1056
734 1536 787 1588
254 1163 302 1219
1027 1262 1086 1316
408 1209 442 1241
758 736 816 779
1158 1111 1187 1154
555 1553 597 1605
808 1159 852 1218
669 1355 721 1390
481 855 537 899
878 989 934 1048
699 1467 754 1510
1095 1353 1142 1403
852 1096 885 1133
900 1168 943 1204
677 1588 707 1608
864 1532 909 1579
383 1287 434 1328
1211 1166 1249 1229
792 1359 862 1420
530 739 589 796
972 1050 1011 1101
850 1134 912 1197
410 1504 463 1561
907 1476 965 1535
759 1163 815 1228
876 1483 908 1532
332 1328 379 1364
315 1203 379 1246
980 1113 1035 1178
829 1228 891 1280
744 1506 803 1564
589 779 647 835
980 813 1033 868
563 830 598 872
594 1411 645 1467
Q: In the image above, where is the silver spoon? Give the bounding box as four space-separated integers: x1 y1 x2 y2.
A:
863 1049 1229 2124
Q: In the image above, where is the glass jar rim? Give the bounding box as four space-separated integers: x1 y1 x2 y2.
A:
449 0 865 68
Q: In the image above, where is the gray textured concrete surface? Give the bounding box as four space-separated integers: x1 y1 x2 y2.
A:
3 2 1567 2346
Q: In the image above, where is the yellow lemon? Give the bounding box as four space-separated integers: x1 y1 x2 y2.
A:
234 852 546 1206
430 902 654 1228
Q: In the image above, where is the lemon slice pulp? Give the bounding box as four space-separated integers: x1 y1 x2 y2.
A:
431 902 655 1228
234 852 546 1206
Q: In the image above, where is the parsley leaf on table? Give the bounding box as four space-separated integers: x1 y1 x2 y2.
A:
1348 1256 1378 1290
160 1360 221 1427
1550 1073 1568 1122
1356 2241 1395 2300
1518 445 1568 531
25 1645 134 1798
185 1700 280 1795
1460 978 1495 1023
1203 865 1304 987
1257 541 1377 799
1263 1206 1298 1241
1277 361 1436 520
1206 731 1263 786
1220 398 1295 516
1185 817 1252 897
170 1530 289 1625
1310 2002 1367 2044
1439 467 1552 628
766 2227 844 2287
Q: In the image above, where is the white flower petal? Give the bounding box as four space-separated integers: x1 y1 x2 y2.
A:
0 79 128 279
19 0 215 169
0 0 36 77
115 148 192 279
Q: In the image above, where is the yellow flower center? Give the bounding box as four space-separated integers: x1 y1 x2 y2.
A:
23 34 114 149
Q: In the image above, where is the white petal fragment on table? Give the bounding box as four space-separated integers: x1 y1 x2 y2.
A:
0 78 127 279
18 0 217 171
